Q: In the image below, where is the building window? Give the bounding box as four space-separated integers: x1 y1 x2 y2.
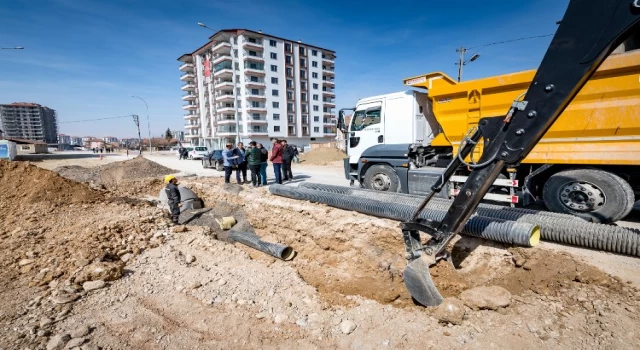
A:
286 67 293 77
270 65 277 72
273 113 280 120
251 100 261 107
313 105 319 111
314 127 320 132
301 93 307 101
234 49 238 57
270 39 277 47
271 77 278 84
300 70 306 79
287 91 293 99
313 94 318 101
312 50 318 56
285 43 292 52
248 50 257 56
301 81 307 90
314 116 320 122
312 72 318 79
252 113 261 120
235 62 240 70
303 126 309 135
312 61 318 68
286 79 293 88
273 101 280 108
285 55 292 64
272 89 279 96
301 104 308 113
274 125 280 132
270 52 277 59
250 76 259 82
288 115 294 123
287 103 294 112
288 126 295 135
300 58 306 67
251 88 259 95
302 115 309 124
313 83 318 89
299 47 305 55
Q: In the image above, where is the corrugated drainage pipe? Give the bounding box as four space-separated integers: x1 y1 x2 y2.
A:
294 183 640 257
227 231 296 261
269 185 539 248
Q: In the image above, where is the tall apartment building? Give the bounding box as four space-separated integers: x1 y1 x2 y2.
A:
178 29 336 149
0 103 58 143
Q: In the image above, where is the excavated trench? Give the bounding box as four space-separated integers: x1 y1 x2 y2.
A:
190 180 631 308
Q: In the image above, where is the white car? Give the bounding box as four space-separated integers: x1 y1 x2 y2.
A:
188 146 209 160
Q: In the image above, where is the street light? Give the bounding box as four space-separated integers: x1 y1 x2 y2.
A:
197 22 241 145
130 95 152 154
1 47 24 50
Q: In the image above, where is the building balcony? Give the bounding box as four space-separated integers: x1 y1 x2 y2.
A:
212 42 232 53
244 53 264 63
182 104 198 110
214 79 234 89
181 83 196 91
183 114 198 120
242 41 263 50
185 133 200 138
322 55 335 63
246 94 266 101
248 118 268 124
182 94 197 101
179 63 195 71
244 68 265 76
185 123 200 129
216 106 235 113
322 88 335 96
215 93 235 102
323 101 336 107
212 54 232 65
323 67 335 75
245 105 267 112
217 118 237 125
213 68 233 78
180 73 195 81
245 79 266 88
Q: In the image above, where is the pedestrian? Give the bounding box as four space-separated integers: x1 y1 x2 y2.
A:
236 142 249 184
269 138 283 184
164 175 181 225
245 141 262 187
258 143 268 185
178 146 184 160
222 143 241 184
126 149 129 158
281 139 294 182
292 145 300 163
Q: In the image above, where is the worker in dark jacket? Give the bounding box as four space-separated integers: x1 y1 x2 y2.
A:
281 139 294 182
258 143 269 185
245 141 263 187
269 138 283 184
164 175 181 225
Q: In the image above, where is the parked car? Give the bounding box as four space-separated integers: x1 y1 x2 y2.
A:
188 146 209 160
202 150 224 171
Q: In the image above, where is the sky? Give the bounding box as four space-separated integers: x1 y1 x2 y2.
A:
0 0 570 138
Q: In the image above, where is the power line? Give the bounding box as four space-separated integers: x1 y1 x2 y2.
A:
59 115 132 124
467 33 555 51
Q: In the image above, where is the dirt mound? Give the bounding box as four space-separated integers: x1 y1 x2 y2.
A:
300 147 346 165
0 160 105 204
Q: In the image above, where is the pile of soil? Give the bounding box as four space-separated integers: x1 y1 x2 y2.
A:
299 147 346 165
54 156 177 188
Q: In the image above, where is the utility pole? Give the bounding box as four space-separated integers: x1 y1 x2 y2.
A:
456 47 467 83
132 114 142 155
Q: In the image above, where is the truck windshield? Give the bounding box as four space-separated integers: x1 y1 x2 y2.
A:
350 107 381 131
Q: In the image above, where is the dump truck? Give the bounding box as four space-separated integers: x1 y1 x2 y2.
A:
340 48 640 223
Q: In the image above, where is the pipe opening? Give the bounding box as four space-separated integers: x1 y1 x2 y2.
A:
530 226 541 247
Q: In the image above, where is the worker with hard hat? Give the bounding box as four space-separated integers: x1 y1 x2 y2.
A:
164 175 181 225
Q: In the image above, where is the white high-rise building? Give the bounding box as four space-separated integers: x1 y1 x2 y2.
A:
178 29 336 149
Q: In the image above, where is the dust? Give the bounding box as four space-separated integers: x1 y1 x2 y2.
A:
299 147 346 165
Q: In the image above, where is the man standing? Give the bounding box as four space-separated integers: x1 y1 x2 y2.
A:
269 138 283 184
223 143 241 184
236 142 248 184
246 141 262 187
258 143 269 185
281 139 294 182
164 175 181 225
178 145 185 160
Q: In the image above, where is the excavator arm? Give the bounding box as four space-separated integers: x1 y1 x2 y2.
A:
402 0 640 306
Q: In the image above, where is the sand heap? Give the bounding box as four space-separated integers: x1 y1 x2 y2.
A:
299 147 346 165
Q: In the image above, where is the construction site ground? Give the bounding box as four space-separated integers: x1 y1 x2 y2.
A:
1 152 639 349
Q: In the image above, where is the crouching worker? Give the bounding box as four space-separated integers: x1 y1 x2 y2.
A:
164 175 181 225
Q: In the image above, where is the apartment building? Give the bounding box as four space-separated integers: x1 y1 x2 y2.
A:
172 130 185 142
57 134 72 145
0 103 58 143
103 136 119 143
178 29 336 149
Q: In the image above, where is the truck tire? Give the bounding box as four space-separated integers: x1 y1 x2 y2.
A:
363 164 401 193
542 169 634 223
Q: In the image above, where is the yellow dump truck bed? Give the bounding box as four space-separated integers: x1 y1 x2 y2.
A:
404 50 640 165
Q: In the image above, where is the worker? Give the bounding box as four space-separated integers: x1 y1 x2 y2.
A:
164 175 181 225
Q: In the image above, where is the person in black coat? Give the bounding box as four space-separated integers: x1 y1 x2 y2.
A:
164 175 181 225
280 139 294 181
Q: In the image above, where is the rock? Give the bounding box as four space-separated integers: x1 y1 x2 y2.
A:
274 314 288 324
432 297 466 325
255 313 267 319
46 333 70 350
70 325 90 338
460 286 511 310
296 318 308 327
38 329 51 337
120 254 134 263
83 280 106 292
19 259 34 266
80 345 100 350
65 337 86 348
52 292 79 305
522 261 533 271
172 225 188 233
217 279 227 286
513 256 525 268
340 320 357 334
185 255 196 264
40 317 54 328
527 322 540 333
190 281 202 289
76 262 124 283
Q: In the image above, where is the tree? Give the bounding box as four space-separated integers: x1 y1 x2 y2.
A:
164 128 173 141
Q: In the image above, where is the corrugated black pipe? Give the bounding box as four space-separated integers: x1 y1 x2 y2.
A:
293 183 640 257
227 231 296 261
269 185 539 248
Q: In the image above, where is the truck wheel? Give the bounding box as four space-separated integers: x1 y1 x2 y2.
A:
542 169 634 223
364 165 401 192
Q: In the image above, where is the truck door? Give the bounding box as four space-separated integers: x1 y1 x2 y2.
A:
348 102 383 164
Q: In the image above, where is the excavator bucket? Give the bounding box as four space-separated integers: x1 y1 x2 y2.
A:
403 256 443 306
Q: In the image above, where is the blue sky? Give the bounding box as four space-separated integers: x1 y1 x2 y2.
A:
0 0 569 138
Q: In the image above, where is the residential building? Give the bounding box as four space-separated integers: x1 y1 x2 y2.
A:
71 137 83 146
172 130 185 142
0 103 58 143
103 136 118 143
57 134 71 145
177 29 336 149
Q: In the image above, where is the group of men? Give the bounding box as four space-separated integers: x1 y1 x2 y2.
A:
221 138 299 187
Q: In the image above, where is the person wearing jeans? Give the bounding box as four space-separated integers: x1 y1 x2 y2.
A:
281 139 294 182
258 143 268 185
269 138 283 184
245 141 262 187
236 142 248 183
222 143 240 184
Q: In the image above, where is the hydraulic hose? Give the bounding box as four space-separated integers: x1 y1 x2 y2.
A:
269 185 539 248
227 231 296 261
293 183 640 257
